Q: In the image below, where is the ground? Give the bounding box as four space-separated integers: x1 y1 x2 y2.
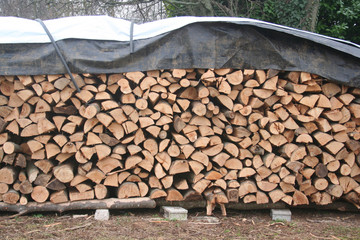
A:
0 208 359 240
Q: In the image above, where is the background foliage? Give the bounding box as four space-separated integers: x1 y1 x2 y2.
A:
316 0 360 44
164 0 360 44
0 0 166 23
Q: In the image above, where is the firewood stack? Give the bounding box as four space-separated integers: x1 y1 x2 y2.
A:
0 68 359 208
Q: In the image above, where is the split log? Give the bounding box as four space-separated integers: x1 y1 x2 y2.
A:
50 190 69 203
94 184 108 200
166 188 184 201
3 189 20 204
117 182 140 198
69 189 94 201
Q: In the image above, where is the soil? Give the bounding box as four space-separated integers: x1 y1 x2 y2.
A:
0 208 359 240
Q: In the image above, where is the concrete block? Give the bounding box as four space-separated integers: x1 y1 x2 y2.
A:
192 216 220 224
95 209 110 221
161 206 188 221
73 214 88 219
271 209 291 222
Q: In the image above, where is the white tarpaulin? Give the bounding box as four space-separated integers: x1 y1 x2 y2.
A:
1 15 359 49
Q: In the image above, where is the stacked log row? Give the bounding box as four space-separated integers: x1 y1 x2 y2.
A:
0 68 359 208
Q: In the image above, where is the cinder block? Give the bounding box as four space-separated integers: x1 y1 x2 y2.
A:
271 209 291 222
192 216 220 223
73 214 88 219
161 206 188 221
95 209 110 221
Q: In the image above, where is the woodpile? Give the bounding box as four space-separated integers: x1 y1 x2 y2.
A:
0 68 359 209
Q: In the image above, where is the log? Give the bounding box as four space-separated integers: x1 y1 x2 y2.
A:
94 184 108 200
314 163 328 178
0 182 9 194
46 179 66 191
69 189 94 202
238 180 257 198
33 173 51 188
31 186 49 203
256 191 269 204
138 182 149 197
19 195 29 205
3 189 20 204
34 160 54 174
314 178 329 191
339 177 359 194
86 168 105 184
3 142 21 154
0 166 17 184
80 103 100 119
269 189 286 203
326 184 343 198
169 160 190 175
192 101 206 116
166 188 184 201
149 189 167 199
19 180 33 195
95 144 111 160
53 163 74 183
2 153 15 165
0 197 156 213
292 190 309 205
117 182 140 198
50 190 69 204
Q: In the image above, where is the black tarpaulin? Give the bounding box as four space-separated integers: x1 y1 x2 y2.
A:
0 16 359 87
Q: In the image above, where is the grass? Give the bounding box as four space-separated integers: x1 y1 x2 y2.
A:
25 223 39 231
270 219 287 223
